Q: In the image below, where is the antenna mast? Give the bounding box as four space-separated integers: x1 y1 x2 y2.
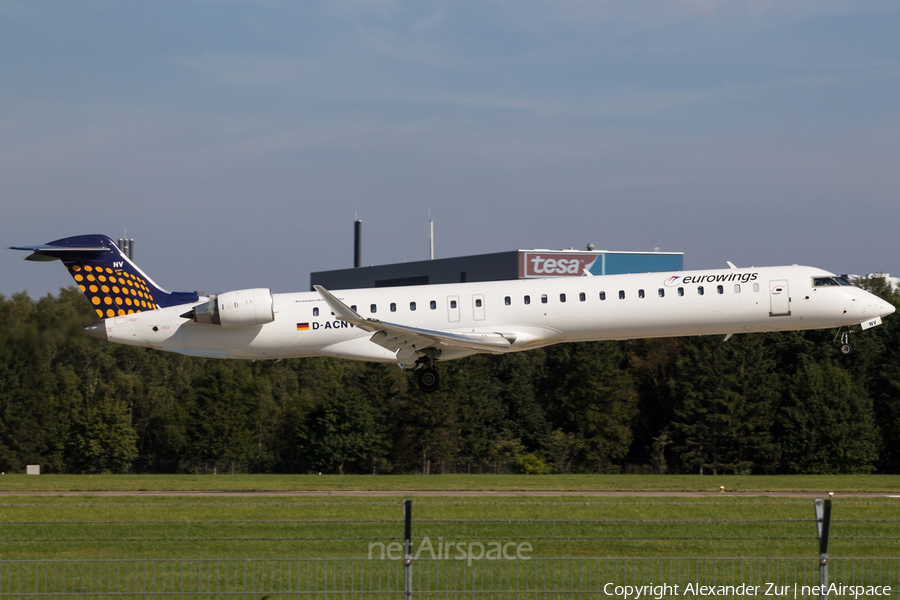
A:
429 210 434 260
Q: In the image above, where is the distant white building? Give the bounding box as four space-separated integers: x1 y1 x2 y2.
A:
862 273 900 290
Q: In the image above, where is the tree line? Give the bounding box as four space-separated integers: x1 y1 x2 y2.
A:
1 280 898 475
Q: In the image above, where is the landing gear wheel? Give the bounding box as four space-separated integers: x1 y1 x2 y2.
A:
417 368 440 393
835 327 853 356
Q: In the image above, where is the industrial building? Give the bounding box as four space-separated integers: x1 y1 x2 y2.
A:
310 240 683 291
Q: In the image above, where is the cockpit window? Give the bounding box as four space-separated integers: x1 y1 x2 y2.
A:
814 277 854 287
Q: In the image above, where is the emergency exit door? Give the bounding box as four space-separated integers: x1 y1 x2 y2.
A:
472 294 485 321
447 296 460 322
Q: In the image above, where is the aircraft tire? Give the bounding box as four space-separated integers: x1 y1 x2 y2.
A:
418 368 440 393
840 343 852 355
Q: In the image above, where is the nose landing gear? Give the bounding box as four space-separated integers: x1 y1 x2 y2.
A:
835 327 852 355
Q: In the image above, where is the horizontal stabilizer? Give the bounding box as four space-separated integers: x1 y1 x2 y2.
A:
10 243 111 262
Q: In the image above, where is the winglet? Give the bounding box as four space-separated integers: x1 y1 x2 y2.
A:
313 285 366 325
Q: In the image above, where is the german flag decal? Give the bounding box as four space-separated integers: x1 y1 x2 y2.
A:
297 323 310 331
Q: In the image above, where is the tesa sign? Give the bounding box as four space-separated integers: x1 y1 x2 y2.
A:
520 253 599 278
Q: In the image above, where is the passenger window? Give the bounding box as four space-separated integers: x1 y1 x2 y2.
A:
505 296 511 306
658 289 665 298
450 300 457 309
390 302 397 312
619 290 625 300
524 295 531 305
560 293 566 303
734 284 741 293
697 287 704 296
579 292 585 302
600 292 606 301
410 302 417 311
430 300 436 310
475 299 482 307
638 289 645 299
313 307 319 317
541 294 548 304
717 285 724 295
753 283 759 293
370 304 377 313
678 287 684 297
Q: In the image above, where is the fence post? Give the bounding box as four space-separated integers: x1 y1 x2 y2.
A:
404 498 412 600
815 498 832 600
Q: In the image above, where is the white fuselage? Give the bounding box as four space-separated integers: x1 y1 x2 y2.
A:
101 265 895 362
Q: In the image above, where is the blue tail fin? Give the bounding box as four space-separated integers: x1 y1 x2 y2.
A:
11 234 199 319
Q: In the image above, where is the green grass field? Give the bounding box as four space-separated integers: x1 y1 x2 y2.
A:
2 473 900 492
1 475 897 561
1 496 897 560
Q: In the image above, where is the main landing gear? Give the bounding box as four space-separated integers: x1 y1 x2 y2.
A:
417 368 440 393
416 350 441 393
835 327 852 355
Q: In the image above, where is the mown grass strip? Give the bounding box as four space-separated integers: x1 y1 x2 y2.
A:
0 495 896 560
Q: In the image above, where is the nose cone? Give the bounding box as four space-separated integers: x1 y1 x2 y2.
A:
84 320 108 341
884 302 897 318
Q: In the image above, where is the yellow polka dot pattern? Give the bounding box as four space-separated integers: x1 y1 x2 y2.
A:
67 264 158 319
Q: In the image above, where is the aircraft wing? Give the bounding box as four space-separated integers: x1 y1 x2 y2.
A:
314 285 513 364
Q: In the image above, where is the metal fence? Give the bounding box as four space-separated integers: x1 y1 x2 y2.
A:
2 497 898 598
1 556 898 598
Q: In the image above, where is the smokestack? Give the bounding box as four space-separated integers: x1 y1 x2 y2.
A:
117 238 134 260
354 220 362 268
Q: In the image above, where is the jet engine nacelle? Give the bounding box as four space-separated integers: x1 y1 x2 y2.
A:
188 288 275 328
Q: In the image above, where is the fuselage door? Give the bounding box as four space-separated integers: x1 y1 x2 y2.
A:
448 295 461 322
769 280 791 316
473 294 485 321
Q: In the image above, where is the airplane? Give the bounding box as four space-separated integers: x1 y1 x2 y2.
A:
12 234 896 393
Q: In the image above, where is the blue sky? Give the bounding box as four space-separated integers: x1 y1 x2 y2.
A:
3 1 899 298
